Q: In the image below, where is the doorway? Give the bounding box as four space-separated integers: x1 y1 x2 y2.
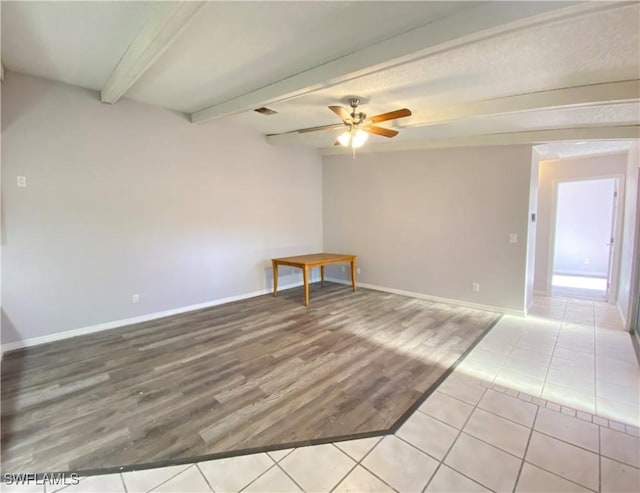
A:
550 177 620 301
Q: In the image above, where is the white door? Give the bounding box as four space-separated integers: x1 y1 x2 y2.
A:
551 177 618 299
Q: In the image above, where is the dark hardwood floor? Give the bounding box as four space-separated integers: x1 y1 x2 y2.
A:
1 282 499 474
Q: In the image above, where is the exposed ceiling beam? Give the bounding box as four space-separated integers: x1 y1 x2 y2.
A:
410 80 640 127
190 1 620 124
319 126 640 155
100 1 204 104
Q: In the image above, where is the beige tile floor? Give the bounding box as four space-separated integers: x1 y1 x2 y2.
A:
2 297 639 493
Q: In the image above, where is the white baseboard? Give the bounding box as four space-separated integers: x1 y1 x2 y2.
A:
326 277 525 317
2 277 523 353
1 281 308 353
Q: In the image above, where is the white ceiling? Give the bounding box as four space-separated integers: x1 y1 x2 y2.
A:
535 141 633 160
1 1 155 90
2 1 639 153
126 1 466 113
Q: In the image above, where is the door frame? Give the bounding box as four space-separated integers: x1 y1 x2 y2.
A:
546 173 625 303
630 171 640 339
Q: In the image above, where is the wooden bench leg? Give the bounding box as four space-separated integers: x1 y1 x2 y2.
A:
350 260 357 291
272 260 279 297
303 266 310 306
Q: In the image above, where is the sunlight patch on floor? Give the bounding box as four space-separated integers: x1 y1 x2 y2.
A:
552 274 607 291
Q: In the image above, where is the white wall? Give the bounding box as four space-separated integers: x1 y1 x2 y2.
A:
1 72 323 345
322 145 533 313
618 142 639 326
553 178 615 277
534 153 628 294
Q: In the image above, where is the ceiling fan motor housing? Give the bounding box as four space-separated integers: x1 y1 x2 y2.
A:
350 112 366 124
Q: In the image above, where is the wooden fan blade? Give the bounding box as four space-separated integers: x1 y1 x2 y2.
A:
329 105 354 123
297 123 345 134
368 108 412 124
363 125 399 138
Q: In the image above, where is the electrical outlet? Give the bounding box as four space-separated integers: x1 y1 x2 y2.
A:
357 268 361 274
583 258 590 265
509 233 518 244
341 266 345 273
472 282 480 292
132 294 140 304
17 176 27 188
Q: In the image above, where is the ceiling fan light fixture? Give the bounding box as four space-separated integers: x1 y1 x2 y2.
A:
337 130 352 147
338 128 368 148
352 129 368 148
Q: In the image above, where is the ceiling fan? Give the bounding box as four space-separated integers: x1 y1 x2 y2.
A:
296 97 412 149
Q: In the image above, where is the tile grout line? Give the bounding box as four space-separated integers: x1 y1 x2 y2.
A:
530 421 600 456
481 377 637 439
146 464 197 493
554 300 597 413
456 399 609 459
513 406 601 490
327 463 359 493
461 319 518 389
402 393 565 463
452 428 529 461
267 449 295 463
119 473 129 493
594 303 601 424
335 437 400 493
512 405 540 491
521 460 600 492
194 463 216 493
238 462 280 493
490 320 531 388
597 432 640 468
393 433 448 464
418 392 528 432
325 444 360 493
356 437 384 464
538 304 563 401
598 418 602 493
421 385 492 493
592 302 611 420
566 299 597 414
275 461 311 493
